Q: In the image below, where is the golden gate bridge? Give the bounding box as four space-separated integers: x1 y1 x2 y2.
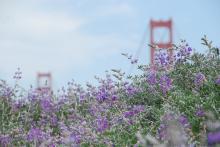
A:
37 19 175 91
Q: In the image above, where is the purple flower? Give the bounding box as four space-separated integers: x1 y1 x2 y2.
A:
147 72 157 85
194 72 206 87
0 135 11 146
155 51 170 66
111 95 118 101
215 75 220 85
1 87 13 98
12 100 23 112
157 123 167 140
174 45 192 62
70 133 81 144
126 85 137 95
183 47 193 56
195 108 205 117
123 105 144 118
178 115 190 127
133 105 145 113
41 99 53 112
159 75 172 95
89 106 98 116
48 144 56 147
207 131 220 145
27 128 46 142
51 115 58 126
124 111 135 118
79 93 86 102
96 117 109 132
96 88 108 102
188 47 192 52
128 120 133 125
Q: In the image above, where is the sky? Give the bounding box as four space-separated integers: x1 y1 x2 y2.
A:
0 0 220 90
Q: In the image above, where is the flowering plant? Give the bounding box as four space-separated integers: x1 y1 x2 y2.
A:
0 36 220 146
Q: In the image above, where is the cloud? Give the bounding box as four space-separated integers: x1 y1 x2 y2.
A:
0 0 138 89
0 9 84 39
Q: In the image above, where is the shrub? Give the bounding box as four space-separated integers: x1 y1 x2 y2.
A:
0 36 220 146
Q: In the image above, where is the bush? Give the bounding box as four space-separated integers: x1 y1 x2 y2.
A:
0 36 220 146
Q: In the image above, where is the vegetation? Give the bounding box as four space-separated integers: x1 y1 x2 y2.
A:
0 36 220 146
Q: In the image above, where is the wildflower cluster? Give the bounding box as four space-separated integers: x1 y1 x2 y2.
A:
0 36 220 146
